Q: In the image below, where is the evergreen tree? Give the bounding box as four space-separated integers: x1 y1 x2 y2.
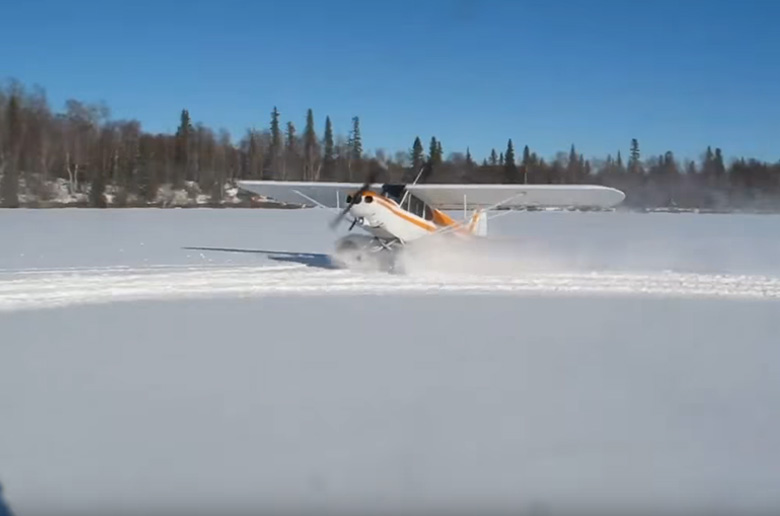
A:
322 115 335 180
489 148 498 166
714 147 726 179
465 147 473 166
173 108 192 188
629 138 641 174
522 144 531 184
429 136 442 165
504 138 518 182
270 106 281 152
303 108 318 180
285 121 297 154
702 145 716 186
567 144 578 182
349 116 362 160
266 106 281 178
499 152 504 167
410 136 424 173
285 121 297 180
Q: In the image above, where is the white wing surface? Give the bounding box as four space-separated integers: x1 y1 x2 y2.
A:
405 184 625 210
238 180 626 210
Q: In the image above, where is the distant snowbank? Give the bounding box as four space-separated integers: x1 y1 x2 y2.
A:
9 174 299 208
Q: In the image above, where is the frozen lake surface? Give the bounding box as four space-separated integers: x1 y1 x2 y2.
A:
1 208 779 515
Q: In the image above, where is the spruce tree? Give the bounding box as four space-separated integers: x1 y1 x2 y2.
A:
429 136 441 165
322 116 335 180
303 108 318 180
349 116 362 160
567 144 578 182
173 108 192 188
270 107 281 153
266 106 281 178
714 148 726 178
411 136 424 173
629 138 640 174
284 121 297 180
504 138 518 183
702 145 715 185
522 144 531 184
285 121 297 154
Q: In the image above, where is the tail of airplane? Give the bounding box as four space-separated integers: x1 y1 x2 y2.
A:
467 209 488 237
430 207 488 237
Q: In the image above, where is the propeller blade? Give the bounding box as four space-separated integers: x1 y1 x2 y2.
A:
329 168 380 230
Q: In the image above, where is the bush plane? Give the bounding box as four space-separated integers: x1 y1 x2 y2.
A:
236 167 625 272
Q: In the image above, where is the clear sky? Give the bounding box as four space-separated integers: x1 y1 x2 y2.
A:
1 0 778 164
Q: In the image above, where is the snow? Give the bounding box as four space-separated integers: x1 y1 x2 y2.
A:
1 208 780 515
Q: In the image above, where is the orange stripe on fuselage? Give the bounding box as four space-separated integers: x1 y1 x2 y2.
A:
365 193 438 233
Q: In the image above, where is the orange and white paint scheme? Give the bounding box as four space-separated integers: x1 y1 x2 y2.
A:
236 179 625 270
342 189 486 243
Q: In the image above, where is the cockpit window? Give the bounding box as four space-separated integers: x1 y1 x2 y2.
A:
407 194 433 221
381 184 405 203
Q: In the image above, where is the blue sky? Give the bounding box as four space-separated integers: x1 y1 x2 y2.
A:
1 0 778 163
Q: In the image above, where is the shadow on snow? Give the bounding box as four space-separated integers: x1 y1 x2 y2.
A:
181 246 343 270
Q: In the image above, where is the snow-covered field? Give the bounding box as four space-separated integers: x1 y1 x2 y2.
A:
1 208 780 515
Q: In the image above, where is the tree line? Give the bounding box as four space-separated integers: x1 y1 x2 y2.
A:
1 79 778 210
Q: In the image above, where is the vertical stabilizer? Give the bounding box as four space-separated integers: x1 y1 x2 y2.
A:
468 209 488 237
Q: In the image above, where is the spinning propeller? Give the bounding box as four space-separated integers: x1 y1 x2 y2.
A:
329 167 381 230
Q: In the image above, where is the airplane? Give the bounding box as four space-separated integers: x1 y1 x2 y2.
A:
236 167 626 272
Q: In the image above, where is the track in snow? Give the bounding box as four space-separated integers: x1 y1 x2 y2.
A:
2 263 780 312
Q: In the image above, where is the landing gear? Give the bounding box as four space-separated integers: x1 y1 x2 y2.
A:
333 235 404 273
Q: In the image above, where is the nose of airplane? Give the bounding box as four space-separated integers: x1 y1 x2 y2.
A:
346 192 376 205
346 192 377 218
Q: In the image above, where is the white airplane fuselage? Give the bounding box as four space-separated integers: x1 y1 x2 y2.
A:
346 191 439 244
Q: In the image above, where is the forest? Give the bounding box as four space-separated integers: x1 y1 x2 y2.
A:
1 79 778 211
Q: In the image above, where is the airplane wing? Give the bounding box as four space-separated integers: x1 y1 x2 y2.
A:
237 180 382 209
238 180 626 210
405 184 626 210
